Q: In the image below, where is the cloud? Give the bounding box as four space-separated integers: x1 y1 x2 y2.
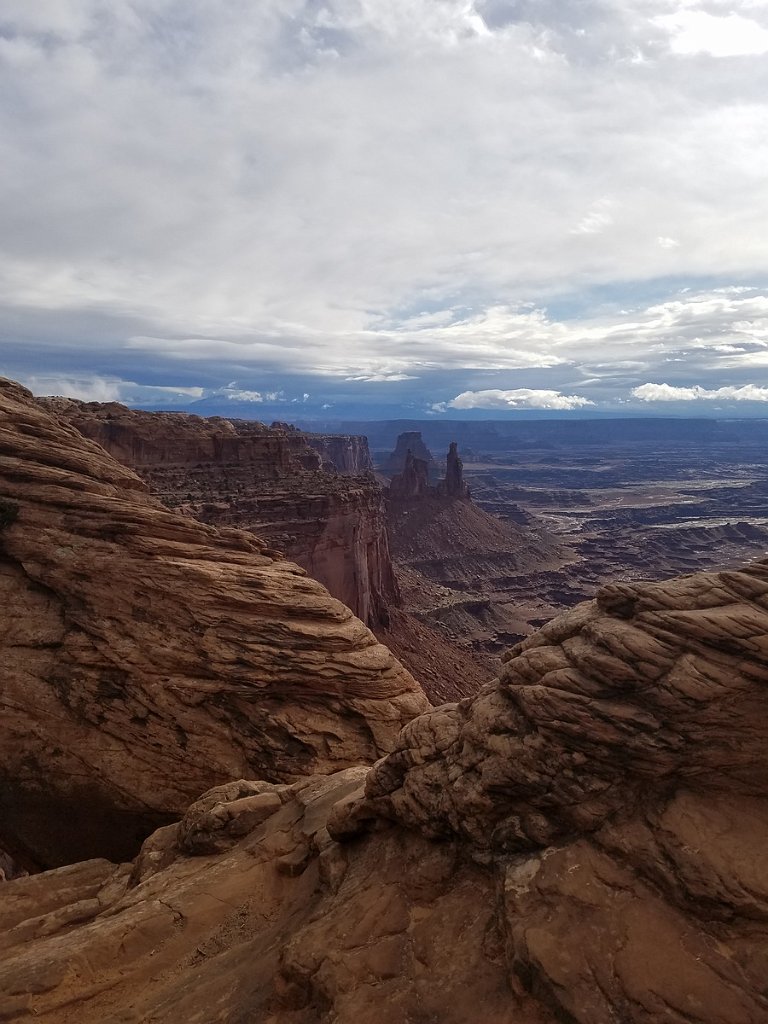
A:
1 2 768 409
571 198 617 236
632 382 768 402
436 388 594 411
655 10 768 57
18 374 204 405
344 373 418 382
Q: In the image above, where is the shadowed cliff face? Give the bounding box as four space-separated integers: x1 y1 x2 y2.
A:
38 398 398 627
303 434 374 474
0 380 427 868
3 561 768 1022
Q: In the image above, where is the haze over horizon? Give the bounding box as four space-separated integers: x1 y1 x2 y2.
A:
2 1 768 420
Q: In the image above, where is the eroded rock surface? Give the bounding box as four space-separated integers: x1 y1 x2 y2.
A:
336 563 768 1022
4 561 768 1022
38 398 397 626
0 379 427 868
0 770 550 1024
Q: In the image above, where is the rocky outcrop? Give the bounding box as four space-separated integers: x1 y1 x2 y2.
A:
0 379 427 869
437 440 469 499
4 561 768 1022
388 450 430 501
336 563 768 1021
0 769 544 1024
382 430 435 476
38 399 397 627
388 440 470 503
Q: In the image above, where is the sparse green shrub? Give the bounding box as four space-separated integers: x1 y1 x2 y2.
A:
0 498 19 530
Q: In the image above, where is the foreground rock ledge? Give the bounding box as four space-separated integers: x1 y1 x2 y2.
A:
3 562 768 1022
0 379 427 868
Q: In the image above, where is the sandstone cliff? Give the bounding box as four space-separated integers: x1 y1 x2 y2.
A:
0 380 427 869
3 562 768 1022
39 399 397 627
382 430 435 476
303 433 374 474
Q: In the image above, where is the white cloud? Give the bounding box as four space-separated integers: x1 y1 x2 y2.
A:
226 390 265 402
571 198 617 236
222 388 284 402
632 382 768 402
656 10 768 57
344 373 418 381
18 374 204 404
1 2 768 398
437 388 594 411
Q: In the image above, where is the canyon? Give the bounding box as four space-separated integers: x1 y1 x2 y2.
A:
375 424 768 655
0 381 427 870
38 398 396 631
3 381 768 1022
2 483 767 1019
39 398 493 700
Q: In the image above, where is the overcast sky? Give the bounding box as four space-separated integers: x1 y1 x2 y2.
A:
2 0 768 418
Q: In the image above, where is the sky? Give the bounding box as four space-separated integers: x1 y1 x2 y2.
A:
2 0 768 420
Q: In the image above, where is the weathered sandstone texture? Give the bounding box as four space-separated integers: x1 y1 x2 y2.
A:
0 770 549 1024
38 399 397 626
0 380 426 869
4 562 768 1022
337 563 768 1022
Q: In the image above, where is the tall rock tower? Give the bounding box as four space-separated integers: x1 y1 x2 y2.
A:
440 441 470 499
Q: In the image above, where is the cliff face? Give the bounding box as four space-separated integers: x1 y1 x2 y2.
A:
0 380 427 869
382 430 435 476
437 440 469 498
388 450 431 501
4 562 768 1023
39 399 397 627
303 434 374 474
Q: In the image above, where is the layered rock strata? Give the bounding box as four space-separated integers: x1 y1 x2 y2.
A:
0 379 426 868
303 433 374 474
4 562 768 1022
38 399 397 626
337 562 768 1022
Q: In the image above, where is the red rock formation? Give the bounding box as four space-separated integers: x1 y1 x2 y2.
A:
38 399 398 627
335 563 768 1022
437 440 470 499
382 430 435 476
388 449 431 501
4 562 768 1022
0 379 427 869
303 434 374 474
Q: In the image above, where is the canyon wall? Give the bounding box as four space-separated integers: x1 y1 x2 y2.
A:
4 561 768 1023
0 380 427 869
39 399 397 627
303 433 374 474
